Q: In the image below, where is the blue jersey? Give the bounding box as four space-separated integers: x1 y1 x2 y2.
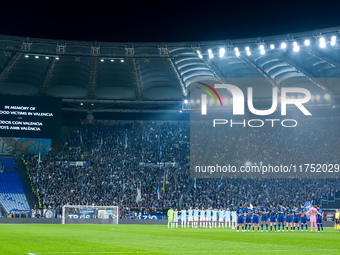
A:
218 210 224 219
245 208 253 219
188 209 193 217
261 206 269 214
317 209 323 219
277 205 285 214
181 210 187 218
206 209 212 218
286 208 293 215
212 210 218 219
300 207 307 216
252 207 260 216
193 209 199 217
236 207 245 217
293 208 300 216
269 207 276 215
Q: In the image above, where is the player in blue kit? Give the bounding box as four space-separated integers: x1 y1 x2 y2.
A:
316 205 323 232
193 207 199 228
199 207 206 228
245 205 253 232
252 204 260 232
285 205 293 232
277 203 285 232
292 205 300 232
260 203 269 232
236 204 245 232
300 204 308 232
269 204 277 232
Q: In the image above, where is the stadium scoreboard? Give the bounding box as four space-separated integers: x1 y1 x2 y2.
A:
0 95 61 138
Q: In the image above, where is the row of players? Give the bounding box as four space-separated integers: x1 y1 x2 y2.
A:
167 203 324 232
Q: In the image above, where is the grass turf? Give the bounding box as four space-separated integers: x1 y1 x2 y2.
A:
0 224 339 255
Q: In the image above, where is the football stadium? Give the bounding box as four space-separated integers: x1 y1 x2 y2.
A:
1 5 340 254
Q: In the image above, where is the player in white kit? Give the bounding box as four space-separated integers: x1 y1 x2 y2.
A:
206 207 212 228
173 209 178 228
193 207 199 228
218 208 224 228
231 208 237 229
181 208 187 228
200 207 206 228
187 207 193 228
212 208 218 228
225 207 231 229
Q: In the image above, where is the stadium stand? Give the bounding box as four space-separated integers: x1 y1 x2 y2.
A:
0 157 16 171
0 172 30 213
24 120 340 215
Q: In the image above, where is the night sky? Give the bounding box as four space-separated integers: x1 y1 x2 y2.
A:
0 1 339 42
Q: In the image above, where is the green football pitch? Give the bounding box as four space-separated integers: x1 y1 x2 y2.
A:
1 224 339 255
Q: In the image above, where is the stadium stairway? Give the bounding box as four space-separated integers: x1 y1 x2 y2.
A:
0 172 30 213
14 156 38 209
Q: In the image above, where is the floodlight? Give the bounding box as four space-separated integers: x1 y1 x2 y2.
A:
219 48 225 57
281 42 287 49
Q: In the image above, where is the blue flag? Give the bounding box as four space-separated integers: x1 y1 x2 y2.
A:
217 178 223 189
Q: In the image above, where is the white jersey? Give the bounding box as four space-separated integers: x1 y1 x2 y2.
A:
218 210 224 221
212 210 218 220
174 211 178 220
187 209 193 217
225 210 231 221
206 209 212 219
181 210 187 221
231 211 237 221
200 209 205 220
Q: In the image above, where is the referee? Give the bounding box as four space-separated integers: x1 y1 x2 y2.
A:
335 209 339 231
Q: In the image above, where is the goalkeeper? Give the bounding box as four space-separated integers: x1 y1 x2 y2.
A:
168 207 174 228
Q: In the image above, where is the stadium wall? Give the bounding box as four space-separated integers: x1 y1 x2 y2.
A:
0 218 336 227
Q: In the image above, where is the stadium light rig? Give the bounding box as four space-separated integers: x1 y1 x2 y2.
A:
324 94 330 100
219 48 225 58
208 49 214 59
293 42 300 52
304 39 311 46
281 42 287 49
319 37 326 48
270 44 275 49
331 36 337 46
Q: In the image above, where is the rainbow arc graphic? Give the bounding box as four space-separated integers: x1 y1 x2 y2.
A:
197 82 222 106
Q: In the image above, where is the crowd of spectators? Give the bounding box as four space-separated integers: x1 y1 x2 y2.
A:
24 118 340 214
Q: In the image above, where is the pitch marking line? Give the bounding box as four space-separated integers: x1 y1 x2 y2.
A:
28 249 340 254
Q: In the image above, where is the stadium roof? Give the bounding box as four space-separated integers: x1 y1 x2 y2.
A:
0 26 340 112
